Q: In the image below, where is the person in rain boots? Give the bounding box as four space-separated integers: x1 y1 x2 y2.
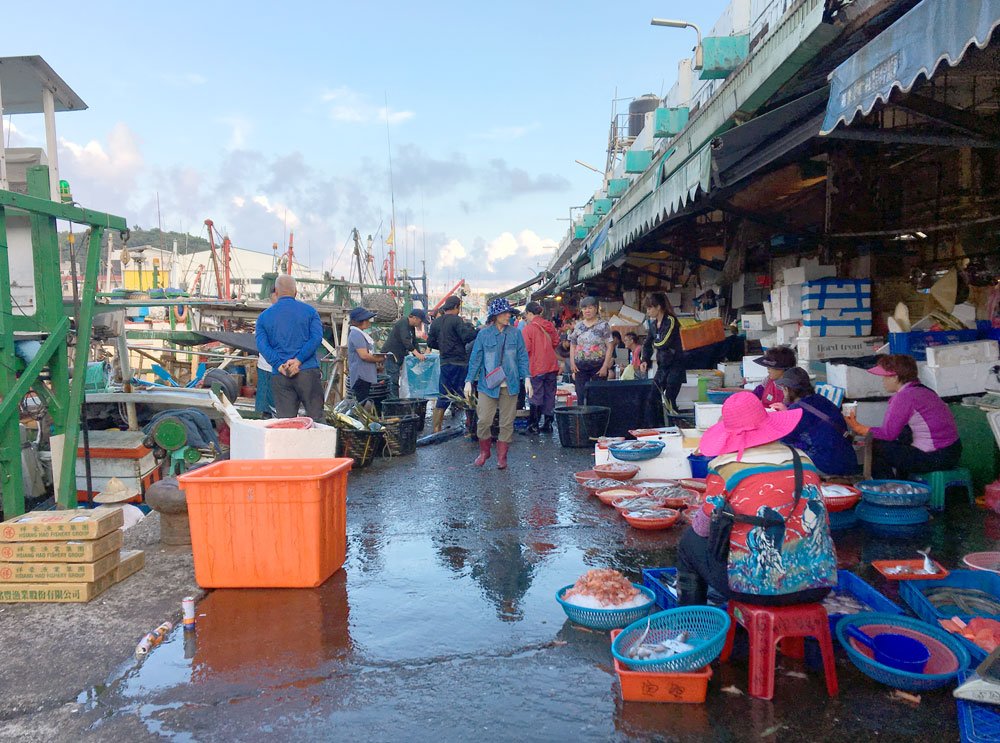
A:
520 301 560 434
465 297 531 469
427 295 479 432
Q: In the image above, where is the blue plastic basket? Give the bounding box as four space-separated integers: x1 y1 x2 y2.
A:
957 671 1000 743
855 501 929 525
555 583 656 630
611 606 731 673
826 570 903 640
858 479 931 507
608 440 665 462
900 569 1000 660
836 612 970 692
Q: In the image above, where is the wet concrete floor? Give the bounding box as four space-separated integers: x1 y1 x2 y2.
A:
71 429 995 741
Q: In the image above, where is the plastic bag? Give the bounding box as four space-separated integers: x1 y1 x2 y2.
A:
405 353 440 398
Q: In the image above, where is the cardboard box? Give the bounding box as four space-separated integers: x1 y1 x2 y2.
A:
617 305 646 324
0 530 123 563
783 259 836 286
0 550 120 583
680 318 725 351
925 340 999 368
826 363 888 400
115 549 145 582
918 361 994 397
0 570 118 603
797 336 878 361
0 508 124 543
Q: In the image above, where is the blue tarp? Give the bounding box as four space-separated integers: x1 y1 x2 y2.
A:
821 0 1000 134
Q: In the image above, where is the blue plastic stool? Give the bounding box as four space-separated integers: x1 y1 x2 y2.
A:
912 468 974 511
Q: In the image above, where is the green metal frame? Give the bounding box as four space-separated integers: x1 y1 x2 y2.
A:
0 166 127 515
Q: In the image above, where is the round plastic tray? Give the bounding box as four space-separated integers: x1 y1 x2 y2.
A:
611 607 731 673
856 501 929 526
858 479 932 507
555 584 656 630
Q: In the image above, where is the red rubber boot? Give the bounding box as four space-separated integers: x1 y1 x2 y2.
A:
474 438 492 466
496 441 509 469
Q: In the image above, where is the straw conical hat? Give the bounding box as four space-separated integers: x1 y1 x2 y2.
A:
94 477 139 504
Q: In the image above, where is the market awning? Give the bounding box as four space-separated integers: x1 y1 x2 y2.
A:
494 271 551 300
713 87 829 187
605 144 712 264
821 0 1000 135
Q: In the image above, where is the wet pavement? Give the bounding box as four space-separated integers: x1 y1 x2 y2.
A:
53 430 997 741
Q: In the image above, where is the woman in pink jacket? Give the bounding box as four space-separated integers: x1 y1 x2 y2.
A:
521 302 561 433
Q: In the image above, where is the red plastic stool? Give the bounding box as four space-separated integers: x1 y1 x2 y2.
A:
719 601 839 700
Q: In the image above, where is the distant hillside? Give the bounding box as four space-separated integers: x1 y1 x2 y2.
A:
57 227 211 260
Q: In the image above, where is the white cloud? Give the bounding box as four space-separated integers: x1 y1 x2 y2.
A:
321 86 414 125
2 118 34 146
485 230 557 272
59 122 144 189
437 238 468 269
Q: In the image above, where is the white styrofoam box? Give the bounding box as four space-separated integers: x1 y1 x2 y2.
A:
782 259 836 286
229 419 339 460
696 306 721 322
797 336 877 361
617 305 645 324
744 329 769 342
925 340 999 368
801 279 871 312
595 446 692 479
676 383 698 410
695 403 724 430
631 427 684 453
825 363 887 399
776 323 798 346
743 355 769 381
763 301 774 326
799 309 873 338
953 302 977 329
918 360 993 397
686 369 723 387
771 284 803 323
855 400 889 428
741 312 771 331
759 333 778 349
718 361 743 388
666 291 682 310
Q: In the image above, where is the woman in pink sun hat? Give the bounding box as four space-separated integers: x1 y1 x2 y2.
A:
676 391 837 607
845 354 960 479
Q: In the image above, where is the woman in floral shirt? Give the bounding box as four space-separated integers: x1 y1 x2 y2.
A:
568 297 615 404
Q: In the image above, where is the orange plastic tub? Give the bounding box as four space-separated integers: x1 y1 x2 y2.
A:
680 318 725 351
610 631 712 703
177 458 352 588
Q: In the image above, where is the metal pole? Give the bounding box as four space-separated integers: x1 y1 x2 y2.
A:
67 232 94 504
105 230 114 291
42 88 59 202
0 74 8 190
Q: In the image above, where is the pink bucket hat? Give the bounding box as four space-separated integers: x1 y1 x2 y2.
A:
699 391 803 461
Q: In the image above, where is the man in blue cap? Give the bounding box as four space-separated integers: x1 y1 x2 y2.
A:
381 308 428 399
256 275 325 420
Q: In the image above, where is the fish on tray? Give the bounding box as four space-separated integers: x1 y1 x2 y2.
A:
822 591 869 615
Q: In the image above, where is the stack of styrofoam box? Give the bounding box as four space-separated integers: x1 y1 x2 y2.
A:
800 278 872 338
766 260 837 350
917 340 1000 397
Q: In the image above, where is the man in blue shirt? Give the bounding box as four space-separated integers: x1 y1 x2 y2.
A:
255 275 325 420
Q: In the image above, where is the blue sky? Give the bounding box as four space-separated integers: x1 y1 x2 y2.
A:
4 0 730 293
